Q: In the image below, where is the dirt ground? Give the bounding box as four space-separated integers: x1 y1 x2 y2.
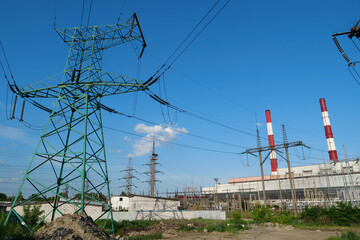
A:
33 214 339 240
161 225 338 240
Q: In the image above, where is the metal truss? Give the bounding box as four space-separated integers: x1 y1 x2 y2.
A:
5 13 146 234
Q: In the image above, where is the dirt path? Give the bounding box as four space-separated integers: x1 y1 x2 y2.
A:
162 225 338 240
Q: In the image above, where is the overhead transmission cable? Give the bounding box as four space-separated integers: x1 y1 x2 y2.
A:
103 125 239 155
147 0 231 86
100 103 248 149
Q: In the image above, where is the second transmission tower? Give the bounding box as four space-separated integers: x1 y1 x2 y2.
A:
119 158 138 196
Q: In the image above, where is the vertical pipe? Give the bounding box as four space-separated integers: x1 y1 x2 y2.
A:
265 110 278 173
319 98 338 161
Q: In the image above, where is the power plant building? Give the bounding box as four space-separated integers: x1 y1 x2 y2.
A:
202 98 360 208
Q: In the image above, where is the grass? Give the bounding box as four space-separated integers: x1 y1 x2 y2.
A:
178 212 249 234
327 231 360 240
127 232 162 240
95 219 159 236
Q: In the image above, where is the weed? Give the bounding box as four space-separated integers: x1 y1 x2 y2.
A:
127 232 162 240
327 231 360 240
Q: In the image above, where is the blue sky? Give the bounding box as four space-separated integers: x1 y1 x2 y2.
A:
0 0 359 197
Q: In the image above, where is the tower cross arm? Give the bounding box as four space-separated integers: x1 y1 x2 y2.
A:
11 71 148 98
242 141 305 154
55 14 146 54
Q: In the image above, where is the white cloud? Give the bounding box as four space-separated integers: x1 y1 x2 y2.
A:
11 178 20 182
0 179 5 183
0 125 26 141
0 160 3 165
108 149 121 153
127 123 188 158
123 136 131 141
17 171 24 174
256 122 263 127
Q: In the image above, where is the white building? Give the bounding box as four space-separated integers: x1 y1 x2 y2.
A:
111 195 180 212
111 196 130 210
202 160 360 203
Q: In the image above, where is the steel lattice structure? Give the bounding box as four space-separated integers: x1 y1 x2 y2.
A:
5 14 147 233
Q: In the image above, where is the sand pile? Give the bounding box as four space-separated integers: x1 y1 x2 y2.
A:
34 213 115 240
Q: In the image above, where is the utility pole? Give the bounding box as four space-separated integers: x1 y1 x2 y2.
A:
119 158 138 196
257 126 267 205
214 178 219 209
282 125 297 216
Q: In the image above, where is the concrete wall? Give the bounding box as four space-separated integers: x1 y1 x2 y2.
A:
7 202 103 223
105 210 226 221
128 196 180 211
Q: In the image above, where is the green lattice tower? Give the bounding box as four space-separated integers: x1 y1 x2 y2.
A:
5 14 146 233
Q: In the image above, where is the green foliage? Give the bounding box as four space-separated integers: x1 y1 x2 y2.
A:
252 204 273 222
301 202 360 226
127 232 162 240
22 204 44 230
96 219 159 236
0 192 8 201
327 231 360 240
205 211 249 234
0 210 35 239
206 221 227 232
273 210 297 225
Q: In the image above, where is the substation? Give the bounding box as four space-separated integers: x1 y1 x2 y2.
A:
183 98 360 212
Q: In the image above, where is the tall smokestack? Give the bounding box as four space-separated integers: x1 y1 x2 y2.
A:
265 110 278 173
319 98 338 162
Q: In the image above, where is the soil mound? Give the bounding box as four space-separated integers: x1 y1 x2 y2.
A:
34 213 115 240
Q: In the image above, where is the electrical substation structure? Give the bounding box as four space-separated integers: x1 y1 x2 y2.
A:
5 14 147 233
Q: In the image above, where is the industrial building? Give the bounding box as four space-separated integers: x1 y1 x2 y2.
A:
202 98 360 209
202 159 360 208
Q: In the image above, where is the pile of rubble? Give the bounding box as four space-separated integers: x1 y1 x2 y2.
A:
34 213 115 240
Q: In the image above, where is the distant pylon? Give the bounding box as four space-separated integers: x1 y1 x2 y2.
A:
265 110 278 173
119 158 138 196
319 98 338 162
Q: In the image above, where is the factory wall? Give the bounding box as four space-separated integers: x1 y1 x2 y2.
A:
203 160 360 201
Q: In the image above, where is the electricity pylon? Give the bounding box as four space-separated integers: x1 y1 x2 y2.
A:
5 14 147 233
119 158 138 196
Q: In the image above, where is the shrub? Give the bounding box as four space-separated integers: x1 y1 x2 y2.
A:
273 210 296 225
22 204 44 230
252 204 272 222
301 202 360 226
328 231 360 240
207 222 226 232
0 210 35 239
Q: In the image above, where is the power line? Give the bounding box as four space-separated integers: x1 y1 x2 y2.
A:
167 0 231 68
147 0 231 85
103 125 240 155
101 104 248 149
162 0 221 66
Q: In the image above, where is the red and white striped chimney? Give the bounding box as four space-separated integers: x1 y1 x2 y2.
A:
265 110 278 173
319 98 338 162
